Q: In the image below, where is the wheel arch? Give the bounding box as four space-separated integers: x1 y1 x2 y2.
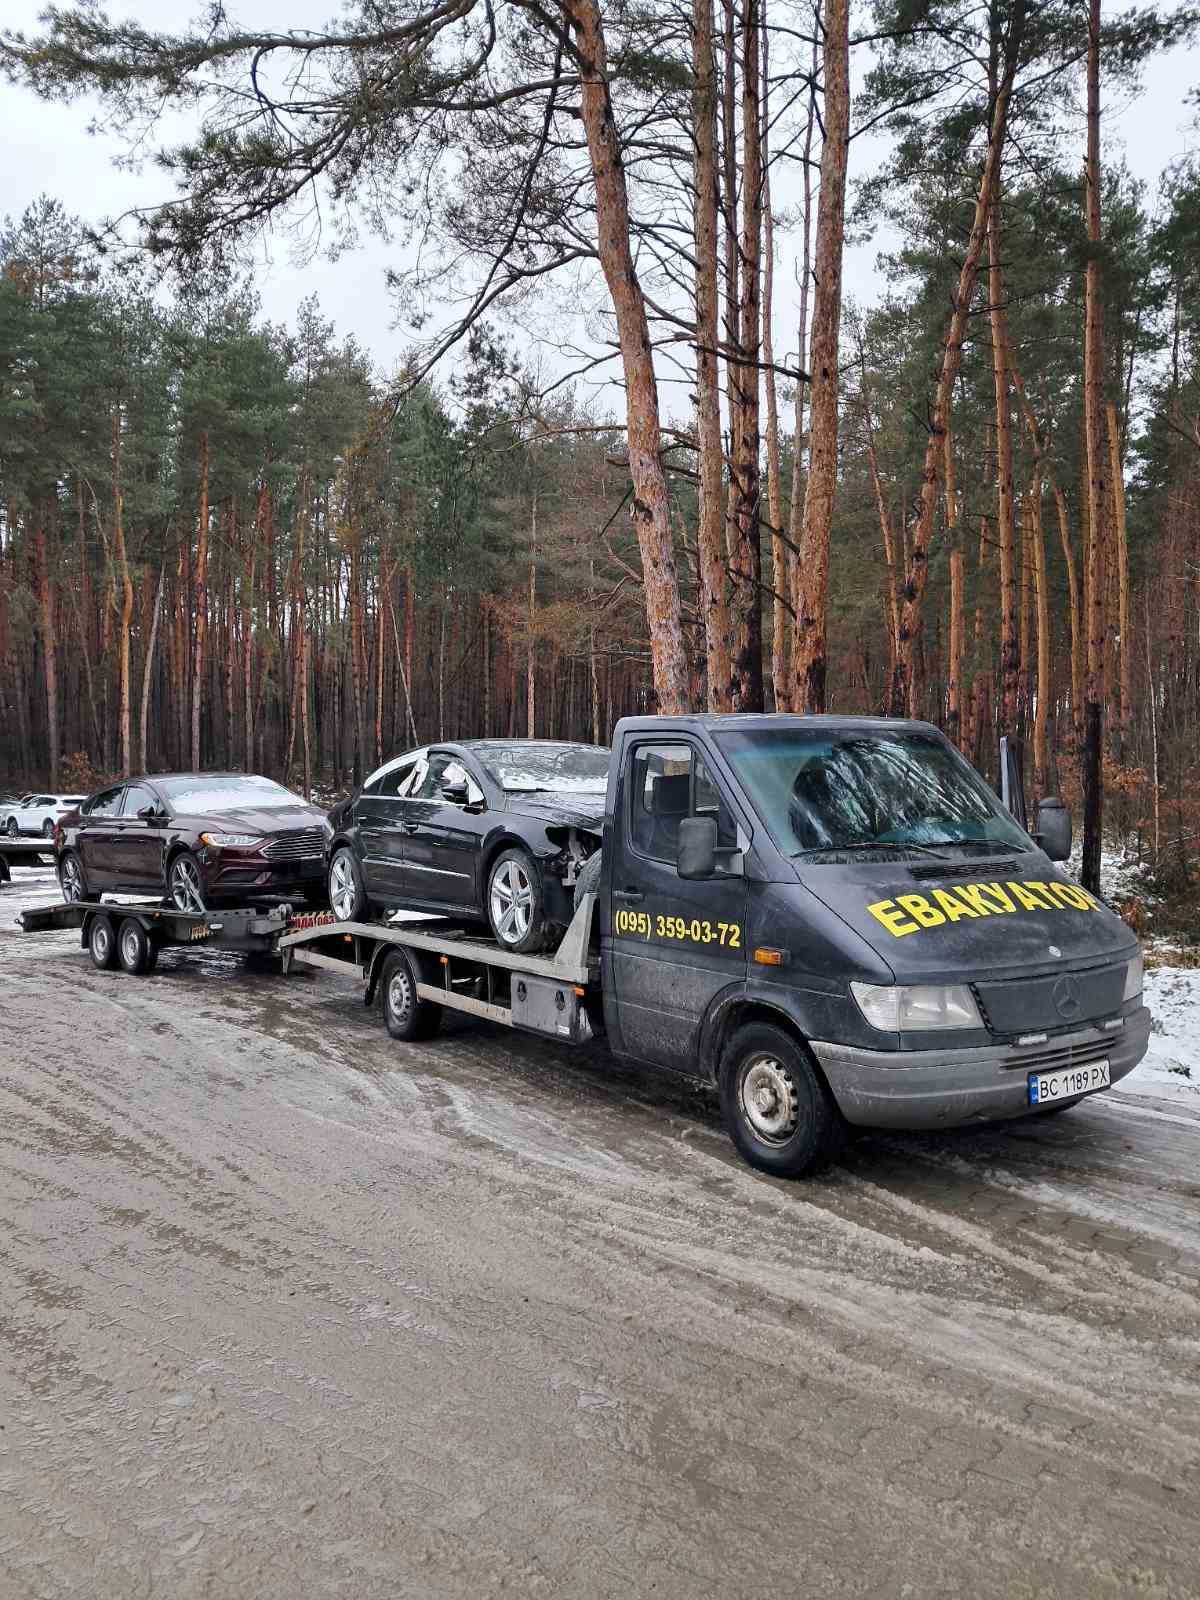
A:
700 994 830 1091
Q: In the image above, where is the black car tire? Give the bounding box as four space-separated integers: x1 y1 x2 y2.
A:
59 850 88 903
88 913 118 971
118 917 158 976
719 1023 844 1179
328 846 369 923
380 949 442 1041
573 849 603 913
167 850 207 914
41 818 55 839
487 846 547 954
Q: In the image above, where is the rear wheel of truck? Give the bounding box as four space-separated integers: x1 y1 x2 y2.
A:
380 949 442 1041
719 1023 843 1178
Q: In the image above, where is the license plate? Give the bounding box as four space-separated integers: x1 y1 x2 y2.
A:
1028 1059 1110 1106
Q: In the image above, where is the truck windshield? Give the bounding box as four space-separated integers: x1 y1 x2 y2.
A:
714 728 1032 858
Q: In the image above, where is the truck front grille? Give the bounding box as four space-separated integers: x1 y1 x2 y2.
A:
1000 1036 1116 1074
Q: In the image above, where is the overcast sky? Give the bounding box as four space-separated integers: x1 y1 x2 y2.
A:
4 0 1197 416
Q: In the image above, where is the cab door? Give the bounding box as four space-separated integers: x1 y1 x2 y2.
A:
606 740 748 1070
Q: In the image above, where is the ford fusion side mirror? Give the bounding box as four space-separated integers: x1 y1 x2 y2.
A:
677 815 718 879
1035 796 1072 862
137 805 159 823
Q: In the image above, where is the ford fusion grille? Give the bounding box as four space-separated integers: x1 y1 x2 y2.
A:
262 827 326 861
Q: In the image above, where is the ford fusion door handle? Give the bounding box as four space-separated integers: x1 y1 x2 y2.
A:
614 888 644 903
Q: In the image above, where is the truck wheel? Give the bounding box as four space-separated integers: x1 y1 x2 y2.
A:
118 917 158 976
88 913 118 971
487 847 547 953
380 949 442 1041
60 850 87 903
719 1023 844 1178
573 849 602 912
329 847 368 922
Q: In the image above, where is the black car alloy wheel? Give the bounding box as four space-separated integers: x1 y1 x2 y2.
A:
168 851 206 914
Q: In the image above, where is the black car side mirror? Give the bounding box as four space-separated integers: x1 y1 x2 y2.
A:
677 815 718 879
137 805 161 823
1035 796 1072 862
440 779 470 805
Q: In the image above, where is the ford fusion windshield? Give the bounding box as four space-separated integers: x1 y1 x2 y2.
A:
157 775 302 811
714 729 1031 858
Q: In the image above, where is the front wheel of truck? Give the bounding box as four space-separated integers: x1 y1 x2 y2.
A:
719 1023 844 1178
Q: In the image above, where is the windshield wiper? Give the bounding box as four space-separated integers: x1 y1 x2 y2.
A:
920 837 1026 854
794 840 954 861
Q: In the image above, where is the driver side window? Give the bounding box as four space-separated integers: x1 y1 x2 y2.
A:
629 743 736 863
85 786 124 819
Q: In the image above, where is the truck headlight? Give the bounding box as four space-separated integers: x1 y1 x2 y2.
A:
851 981 984 1033
1123 952 1143 1002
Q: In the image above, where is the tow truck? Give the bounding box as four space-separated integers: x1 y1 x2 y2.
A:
18 715 1151 1177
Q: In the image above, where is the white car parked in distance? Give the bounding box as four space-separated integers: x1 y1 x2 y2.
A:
3 793 86 839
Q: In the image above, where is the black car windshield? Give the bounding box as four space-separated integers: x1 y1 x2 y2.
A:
714 728 1032 857
156 775 305 812
472 742 610 794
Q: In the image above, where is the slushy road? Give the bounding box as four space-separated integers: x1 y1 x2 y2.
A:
2 865 1198 1598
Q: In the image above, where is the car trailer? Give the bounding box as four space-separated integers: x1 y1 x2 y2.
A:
0 839 57 883
18 899 310 975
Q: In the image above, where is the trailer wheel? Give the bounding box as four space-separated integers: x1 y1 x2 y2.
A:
380 949 442 1041
118 917 158 976
88 913 118 971
719 1023 844 1179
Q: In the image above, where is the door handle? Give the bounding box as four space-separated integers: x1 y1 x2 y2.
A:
614 887 644 903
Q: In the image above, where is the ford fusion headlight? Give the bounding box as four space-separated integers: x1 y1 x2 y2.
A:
199 832 264 850
1123 952 1143 1002
851 981 984 1032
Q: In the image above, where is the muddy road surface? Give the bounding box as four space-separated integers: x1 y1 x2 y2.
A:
2 864 1199 1599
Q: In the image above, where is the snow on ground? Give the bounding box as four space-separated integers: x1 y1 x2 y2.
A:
1130 963 1200 1107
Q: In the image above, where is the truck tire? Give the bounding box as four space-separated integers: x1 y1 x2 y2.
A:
88 913 118 971
487 847 547 954
573 849 602 913
379 949 442 1041
118 916 158 976
719 1022 844 1178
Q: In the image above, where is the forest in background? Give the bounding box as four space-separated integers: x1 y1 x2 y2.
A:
3 0 1200 902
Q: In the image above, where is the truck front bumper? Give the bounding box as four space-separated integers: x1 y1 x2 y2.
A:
811 1006 1152 1131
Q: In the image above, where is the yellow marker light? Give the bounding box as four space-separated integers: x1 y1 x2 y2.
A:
753 947 785 967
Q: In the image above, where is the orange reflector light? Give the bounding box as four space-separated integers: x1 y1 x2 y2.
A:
753 947 784 967
440 954 449 965
573 985 586 997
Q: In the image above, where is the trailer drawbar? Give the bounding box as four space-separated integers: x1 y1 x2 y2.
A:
18 714 1151 1177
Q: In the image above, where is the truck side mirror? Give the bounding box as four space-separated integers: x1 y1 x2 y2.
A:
677 815 718 879
1035 797 1072 862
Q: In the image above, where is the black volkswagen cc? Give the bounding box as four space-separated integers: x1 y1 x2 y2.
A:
325 740 609 952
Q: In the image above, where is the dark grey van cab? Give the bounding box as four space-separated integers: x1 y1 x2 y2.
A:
599 714 1149 1171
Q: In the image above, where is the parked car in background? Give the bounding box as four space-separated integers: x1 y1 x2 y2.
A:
325 740 609 953
56 773 332 911
4 793 86 839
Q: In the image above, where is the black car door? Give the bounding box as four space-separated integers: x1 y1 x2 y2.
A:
77 785 127 889
398 752 484 909
356 754 423 899
110 781 169 891
606 739 749 1070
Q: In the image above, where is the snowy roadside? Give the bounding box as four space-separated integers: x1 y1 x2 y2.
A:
1127 964 1200 1108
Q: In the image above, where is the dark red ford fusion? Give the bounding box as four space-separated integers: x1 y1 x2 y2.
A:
56 773 331 912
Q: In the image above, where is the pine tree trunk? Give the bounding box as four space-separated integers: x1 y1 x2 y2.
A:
793 0 850 713
528 491 538 737
190 431 210 771
567 0 690 713
890 13 1024 715
1080 0 1106 896
727 0 764 711
787 50 817 667
761 3 787 712
693 0 733 711
33 507 59 786
1106 401 1131 750
988 195 1019 738
1052 487 1085 749
110 410 134 776
1029 472 1050 801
